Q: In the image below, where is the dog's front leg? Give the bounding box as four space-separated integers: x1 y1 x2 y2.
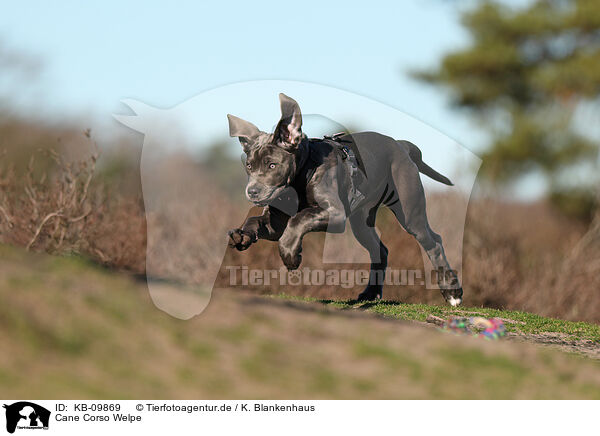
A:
278 206 346 270
228 206 290 251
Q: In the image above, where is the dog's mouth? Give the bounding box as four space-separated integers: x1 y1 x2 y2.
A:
249 185 288 207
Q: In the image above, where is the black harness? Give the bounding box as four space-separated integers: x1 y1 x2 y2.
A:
294 133 367 212
294 138 318 187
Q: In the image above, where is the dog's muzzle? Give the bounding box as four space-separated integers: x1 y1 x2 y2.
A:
245 184 288 206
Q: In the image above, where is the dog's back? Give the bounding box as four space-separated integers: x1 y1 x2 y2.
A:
327 132 453 187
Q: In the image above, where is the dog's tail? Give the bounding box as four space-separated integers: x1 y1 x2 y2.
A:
399 140 454 186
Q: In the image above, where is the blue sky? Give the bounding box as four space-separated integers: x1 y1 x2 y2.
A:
1 1 482 143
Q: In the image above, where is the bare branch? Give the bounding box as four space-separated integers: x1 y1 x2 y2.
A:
26 211 63 251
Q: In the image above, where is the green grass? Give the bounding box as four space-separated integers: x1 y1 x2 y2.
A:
273 295 600 342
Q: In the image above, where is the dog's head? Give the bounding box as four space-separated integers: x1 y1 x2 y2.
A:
228 93 304 205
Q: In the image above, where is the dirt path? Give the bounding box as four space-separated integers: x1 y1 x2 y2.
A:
419 311 600 359
505 333 600 359
413 318 600 359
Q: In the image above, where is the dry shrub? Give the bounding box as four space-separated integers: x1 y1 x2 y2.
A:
141 153 241 284
0 131 146 273
547 213 600 321
83 196 146 273
0 128 597 323
461 199 598 322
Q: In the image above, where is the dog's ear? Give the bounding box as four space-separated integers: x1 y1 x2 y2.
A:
274 93 303 151
227 114 260 151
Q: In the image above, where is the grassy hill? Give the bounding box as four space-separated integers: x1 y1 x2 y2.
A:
277 295 600 357
1 244 599 399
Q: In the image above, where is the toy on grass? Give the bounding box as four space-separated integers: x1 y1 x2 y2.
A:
426 315 506 340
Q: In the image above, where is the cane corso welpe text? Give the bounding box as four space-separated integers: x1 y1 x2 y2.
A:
227 94 463 306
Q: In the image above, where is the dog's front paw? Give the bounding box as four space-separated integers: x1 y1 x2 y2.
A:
228 228 256 251
279 243 302 270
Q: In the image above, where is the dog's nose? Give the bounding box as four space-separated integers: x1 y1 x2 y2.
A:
247 186 260 198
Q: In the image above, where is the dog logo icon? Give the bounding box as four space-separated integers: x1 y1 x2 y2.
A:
3 402 50 434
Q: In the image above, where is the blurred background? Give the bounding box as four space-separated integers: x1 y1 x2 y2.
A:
1 0 599 321
0 0 599 400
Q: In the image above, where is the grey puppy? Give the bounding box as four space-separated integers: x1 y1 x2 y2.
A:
227 93 463 306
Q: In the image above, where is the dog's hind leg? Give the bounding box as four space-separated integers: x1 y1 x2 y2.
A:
349 205 388 301
386 160 463 306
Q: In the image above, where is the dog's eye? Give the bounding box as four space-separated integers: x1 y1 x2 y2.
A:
268 163 276 169
246 163 252 169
